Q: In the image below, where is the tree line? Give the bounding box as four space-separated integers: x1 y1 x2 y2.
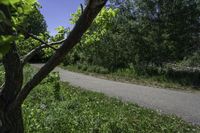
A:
64 0 200 71
16 0 200 71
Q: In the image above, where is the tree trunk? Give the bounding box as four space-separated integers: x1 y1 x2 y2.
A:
0 107 24 133
0 44 24 133
0 5 24 132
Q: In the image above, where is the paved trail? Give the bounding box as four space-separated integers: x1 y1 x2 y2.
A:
33 64 200 125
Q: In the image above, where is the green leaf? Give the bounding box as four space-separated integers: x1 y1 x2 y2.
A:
0 10 6 23
0 35 16 45
55 26 64 33
17 7 23 14
0 43 11 56
0 35 16 56
26 0 36 5
0 0 21 5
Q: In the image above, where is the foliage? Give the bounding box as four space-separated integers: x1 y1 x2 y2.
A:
17 33 48 55
43 26 69 59
0 0 48 61
15 4 48 61
0 0 38 58
60 0 200 92
23 5 47 36
64 0 200 71
180 51 200 68
63 64 200 91
64 7 118 66
0 36 16 58
45 72 61 101
22 68 200 132
134 0 200 64
64 64 109 74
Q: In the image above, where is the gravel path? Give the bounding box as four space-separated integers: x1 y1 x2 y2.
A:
33 64 200 125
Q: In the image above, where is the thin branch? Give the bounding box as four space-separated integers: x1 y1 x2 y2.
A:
27 33 57 51
22 39 65 66
17 25 58 51
80 4 84 14
49 39 65 45
11 0 108 110
21 44 46 66
0 83 4 90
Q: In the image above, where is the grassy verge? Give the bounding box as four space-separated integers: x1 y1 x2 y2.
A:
61 64 200 92
1 66 200 132
23 81 200 132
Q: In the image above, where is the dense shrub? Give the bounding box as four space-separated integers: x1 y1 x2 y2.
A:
65 0 200 71
65 63 200 89
180 51 200 68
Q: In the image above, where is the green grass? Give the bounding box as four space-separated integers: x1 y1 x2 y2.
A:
23 83 200 133
62 64 200 92
22 66 199 133
1 65 200 132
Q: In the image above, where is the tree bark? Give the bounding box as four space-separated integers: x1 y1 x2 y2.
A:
2 44 23 105
0 4 24 132
0 107 24 133
0 44 24 133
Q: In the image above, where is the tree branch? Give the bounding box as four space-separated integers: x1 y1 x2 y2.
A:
0 83 4 92
17 25 58 51
48 39 65 45
11 0 107 110
27 33 57 51
21 39 65 66
21 43 46 66
80 4 84 14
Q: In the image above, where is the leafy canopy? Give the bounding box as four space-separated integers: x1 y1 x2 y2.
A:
71 7 118 46
0 0 37 58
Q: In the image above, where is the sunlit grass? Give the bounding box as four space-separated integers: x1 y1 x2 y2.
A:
22 66 200 132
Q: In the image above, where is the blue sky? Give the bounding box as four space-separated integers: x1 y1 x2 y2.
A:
38 0 84 35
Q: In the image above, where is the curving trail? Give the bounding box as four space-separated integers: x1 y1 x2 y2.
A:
32 64 200 125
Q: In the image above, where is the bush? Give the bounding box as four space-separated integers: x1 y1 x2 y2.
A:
98 67 109 74
81 64 88 71
181 51 200 67
86 65 96 72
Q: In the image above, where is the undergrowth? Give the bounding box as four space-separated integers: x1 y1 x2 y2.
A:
62 64 200 91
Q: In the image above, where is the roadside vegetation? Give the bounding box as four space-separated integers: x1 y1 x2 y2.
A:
1 66 198 132
59 0 200 91
62 63 200 91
